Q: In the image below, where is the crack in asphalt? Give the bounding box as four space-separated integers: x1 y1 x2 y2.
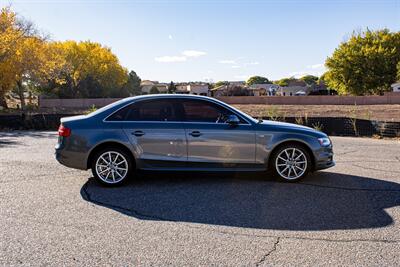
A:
297 182 400 192
335 150 359 156
255 237 280 266
350 163 400 174
81 183 400 244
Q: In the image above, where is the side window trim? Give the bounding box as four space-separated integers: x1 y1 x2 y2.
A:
104 99 181 122
104 98 252 125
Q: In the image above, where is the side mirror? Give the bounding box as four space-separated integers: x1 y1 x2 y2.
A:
226 114 240 125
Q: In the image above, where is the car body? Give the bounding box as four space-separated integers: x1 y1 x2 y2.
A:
55 94 334 185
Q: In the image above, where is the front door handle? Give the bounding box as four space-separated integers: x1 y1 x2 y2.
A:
132 130 145 137
189 131 202 137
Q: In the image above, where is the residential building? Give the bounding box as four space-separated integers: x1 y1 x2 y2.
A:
210 85 228 97
276 86 311 96
175 83 189 94
188 84 209 96
248 84 279 96
391 81 400 92
140 80 168 94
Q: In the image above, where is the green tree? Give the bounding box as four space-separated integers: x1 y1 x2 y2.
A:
246 76 270 85
325 29 400 95
275 77 296 87
300 75 318 86
149 86 159 94
397 61 400 80
213 81 228 88
168 81 176 93
122 70 141 96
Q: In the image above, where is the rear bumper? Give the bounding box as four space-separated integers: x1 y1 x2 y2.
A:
55 146 88 170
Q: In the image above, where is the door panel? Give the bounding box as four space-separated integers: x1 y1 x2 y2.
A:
186 124 255 164
123 123 186 167
112 98 187 168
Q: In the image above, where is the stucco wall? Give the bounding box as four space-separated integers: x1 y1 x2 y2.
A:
39 93 400 108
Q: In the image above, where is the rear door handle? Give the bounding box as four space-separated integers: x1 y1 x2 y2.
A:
132 130 145 137
189 131 202 137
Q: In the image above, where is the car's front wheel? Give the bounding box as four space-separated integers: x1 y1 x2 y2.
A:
270 144 311 182
91 148 133 186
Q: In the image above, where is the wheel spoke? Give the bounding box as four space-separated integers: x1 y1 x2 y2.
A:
294 165 304 171
292 166 298 177
278 156 286 162
116 160 126 166
98 168 109 175
284 150 290 159
113 154 119 164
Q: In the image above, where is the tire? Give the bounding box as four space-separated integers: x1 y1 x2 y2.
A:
269 144 312 182
91 147 133 186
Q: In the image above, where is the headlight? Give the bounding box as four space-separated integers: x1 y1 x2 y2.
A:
318 137 331 147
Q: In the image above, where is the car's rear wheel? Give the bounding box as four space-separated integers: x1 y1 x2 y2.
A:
270 144 311 182
91 148 133 186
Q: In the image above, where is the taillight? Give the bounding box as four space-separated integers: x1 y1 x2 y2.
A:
58 124 71 137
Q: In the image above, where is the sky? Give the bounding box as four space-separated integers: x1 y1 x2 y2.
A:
3 0 400 83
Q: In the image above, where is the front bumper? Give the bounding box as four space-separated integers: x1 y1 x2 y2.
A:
313 146 335 171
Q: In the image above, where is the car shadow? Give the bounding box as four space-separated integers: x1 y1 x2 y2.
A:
80 171 400 231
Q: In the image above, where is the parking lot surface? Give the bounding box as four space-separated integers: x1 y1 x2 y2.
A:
1 131 400 266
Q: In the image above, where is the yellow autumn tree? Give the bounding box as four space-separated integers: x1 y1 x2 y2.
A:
0 6 41 108
46 41 128 98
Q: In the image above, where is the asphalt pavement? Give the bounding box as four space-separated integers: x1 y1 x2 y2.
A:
0 131 399 266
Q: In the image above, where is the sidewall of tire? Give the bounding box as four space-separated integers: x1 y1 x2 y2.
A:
270 144 312 182
91 148 133 186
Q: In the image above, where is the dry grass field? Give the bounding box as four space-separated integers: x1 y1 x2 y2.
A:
234 104 400 122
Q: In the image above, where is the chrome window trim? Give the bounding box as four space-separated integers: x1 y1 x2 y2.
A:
102 96 253 126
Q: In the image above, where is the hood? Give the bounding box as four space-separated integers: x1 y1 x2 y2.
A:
259 120 327 138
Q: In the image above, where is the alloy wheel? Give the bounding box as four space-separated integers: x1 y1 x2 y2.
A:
95 151 128 184
275 148 307 180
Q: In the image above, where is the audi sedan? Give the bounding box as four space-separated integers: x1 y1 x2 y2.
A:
55 94 334 186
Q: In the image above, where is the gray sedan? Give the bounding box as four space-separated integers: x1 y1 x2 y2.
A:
55 95 334 186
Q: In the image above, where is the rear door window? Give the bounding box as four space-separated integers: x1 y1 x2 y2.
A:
106 99 180 122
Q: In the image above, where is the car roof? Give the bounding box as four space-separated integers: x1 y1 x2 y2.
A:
124 94 215 102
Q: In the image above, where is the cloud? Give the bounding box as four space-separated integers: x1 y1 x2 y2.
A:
155 50 206 63
288 63 327 78
244 62 260 66
155 56 187 63
168 34 173 40
307 63 324 69
231 65 241 69
182 50 207 57
219 60 236 64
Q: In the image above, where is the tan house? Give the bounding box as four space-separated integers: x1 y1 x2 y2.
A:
175 83 189 94
188 84 209 96
276 86 311 96
140 80 168 94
